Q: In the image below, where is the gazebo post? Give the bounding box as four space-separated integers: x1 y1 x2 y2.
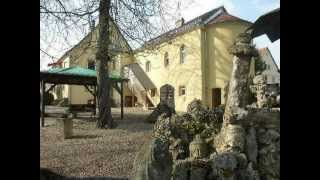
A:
41 80 46 127
120 81 124 120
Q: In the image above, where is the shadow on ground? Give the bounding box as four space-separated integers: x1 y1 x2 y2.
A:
40 168 129 180
114 113 154 133
70 134 101 139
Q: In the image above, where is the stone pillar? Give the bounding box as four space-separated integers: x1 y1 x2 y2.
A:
223 33 257 124
64 119 73 139
215 33 257 154
58 118 73 139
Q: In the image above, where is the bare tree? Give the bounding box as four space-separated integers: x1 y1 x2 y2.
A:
40 0 192 128
96 0 113 128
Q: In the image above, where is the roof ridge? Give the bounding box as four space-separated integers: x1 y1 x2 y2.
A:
185 6 225 25
142 6 226 48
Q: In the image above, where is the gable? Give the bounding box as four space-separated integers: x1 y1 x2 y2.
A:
51 18 132 67
258 48 279 72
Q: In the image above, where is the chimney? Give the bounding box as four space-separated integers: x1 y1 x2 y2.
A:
175 18 184 28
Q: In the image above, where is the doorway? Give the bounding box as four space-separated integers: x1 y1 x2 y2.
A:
212 88 221 108
160 84 175 109
125 96 133 107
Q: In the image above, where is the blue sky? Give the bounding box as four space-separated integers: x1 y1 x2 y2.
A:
176 0 280 68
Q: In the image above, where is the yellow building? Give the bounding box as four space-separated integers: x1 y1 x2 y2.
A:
49 6 255 112
123 7 254 111
49 19 133 106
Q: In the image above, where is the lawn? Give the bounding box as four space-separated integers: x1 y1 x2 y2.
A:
40 108 153 178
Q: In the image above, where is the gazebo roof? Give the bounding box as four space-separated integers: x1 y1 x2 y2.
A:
40 66 127 85
47 67 97 77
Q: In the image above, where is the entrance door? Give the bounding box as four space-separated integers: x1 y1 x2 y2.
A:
160 84 175 109
212 88 221 108
125 96 133 107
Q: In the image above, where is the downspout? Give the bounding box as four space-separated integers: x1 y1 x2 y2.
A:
201 28 209 106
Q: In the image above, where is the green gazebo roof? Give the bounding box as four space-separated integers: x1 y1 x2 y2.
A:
46 66 122 79
40 66 127 85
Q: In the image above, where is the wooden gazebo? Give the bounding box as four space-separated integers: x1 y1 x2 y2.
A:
40 67 128 127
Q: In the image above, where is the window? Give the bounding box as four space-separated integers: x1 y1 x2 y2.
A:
266 64 270 70
88 61 95 70
180 45 186 64
151 89 156 97
179 86 186 96
146 61 151 72
112 60 116 70
164 52 169 67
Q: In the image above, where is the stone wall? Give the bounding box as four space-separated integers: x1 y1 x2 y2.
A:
133 33 279 180
133 99 279 180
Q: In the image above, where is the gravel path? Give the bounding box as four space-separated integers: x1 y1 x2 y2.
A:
40 108 153 178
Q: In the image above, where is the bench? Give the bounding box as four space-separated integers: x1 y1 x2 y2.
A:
68 104 96 118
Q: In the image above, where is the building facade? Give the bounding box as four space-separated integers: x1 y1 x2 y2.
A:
49 6 256 112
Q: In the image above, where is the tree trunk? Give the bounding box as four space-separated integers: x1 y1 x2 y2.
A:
96 0 113 128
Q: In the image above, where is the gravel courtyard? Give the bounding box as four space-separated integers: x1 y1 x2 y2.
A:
40 107 153 178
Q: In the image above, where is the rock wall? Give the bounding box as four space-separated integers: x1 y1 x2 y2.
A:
133 99 280 180
133 33 279 180
145 102 176 123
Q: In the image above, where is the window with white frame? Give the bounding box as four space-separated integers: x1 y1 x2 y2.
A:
179 86 186 96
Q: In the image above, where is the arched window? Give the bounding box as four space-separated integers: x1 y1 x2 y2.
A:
164 52 169 67
112 60 116 70
146 61 151 72
180 45 186 64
